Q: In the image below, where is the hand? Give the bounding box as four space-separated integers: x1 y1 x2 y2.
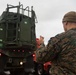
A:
36 36 44 48
39 35 44 44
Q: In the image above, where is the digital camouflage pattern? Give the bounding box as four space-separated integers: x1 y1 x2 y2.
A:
35 28 76 75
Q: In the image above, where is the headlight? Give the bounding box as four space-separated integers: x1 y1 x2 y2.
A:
20 61 23 65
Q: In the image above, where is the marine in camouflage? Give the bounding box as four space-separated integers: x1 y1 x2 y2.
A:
35 28 76 75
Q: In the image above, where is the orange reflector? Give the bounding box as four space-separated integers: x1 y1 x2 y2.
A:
22 50 24 52
13 50 15 52
18 50 20 52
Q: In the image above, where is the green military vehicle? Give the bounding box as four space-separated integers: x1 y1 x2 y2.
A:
0 2 37 75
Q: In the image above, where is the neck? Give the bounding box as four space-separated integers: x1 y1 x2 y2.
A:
67 23 76 30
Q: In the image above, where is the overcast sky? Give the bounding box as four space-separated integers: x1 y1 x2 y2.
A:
0 0 76 44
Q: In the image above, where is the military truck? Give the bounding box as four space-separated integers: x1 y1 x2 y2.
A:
0 2 37 75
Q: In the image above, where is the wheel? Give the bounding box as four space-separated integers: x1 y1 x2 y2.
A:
10 69 25 75
36 64 44 75
0 56 7 72
0 72 7 75
47 65 51 75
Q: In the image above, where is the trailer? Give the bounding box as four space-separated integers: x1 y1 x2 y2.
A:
0 2 37 75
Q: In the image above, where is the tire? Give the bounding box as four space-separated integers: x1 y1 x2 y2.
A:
47 65 51 75
0 56 7 72
10 69 25 75
36 64 44 75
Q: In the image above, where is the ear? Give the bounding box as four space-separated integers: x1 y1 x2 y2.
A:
65 22 68 25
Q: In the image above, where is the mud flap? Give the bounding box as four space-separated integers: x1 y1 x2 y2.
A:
24 55 35 73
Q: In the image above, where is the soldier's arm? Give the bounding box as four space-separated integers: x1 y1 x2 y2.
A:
35 36 61 63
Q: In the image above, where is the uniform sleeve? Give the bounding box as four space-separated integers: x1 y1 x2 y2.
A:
35 35 61 63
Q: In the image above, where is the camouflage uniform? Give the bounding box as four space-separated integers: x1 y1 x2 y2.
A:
35 28 76 75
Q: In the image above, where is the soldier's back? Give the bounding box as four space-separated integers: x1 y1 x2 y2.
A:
50 28 76 75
